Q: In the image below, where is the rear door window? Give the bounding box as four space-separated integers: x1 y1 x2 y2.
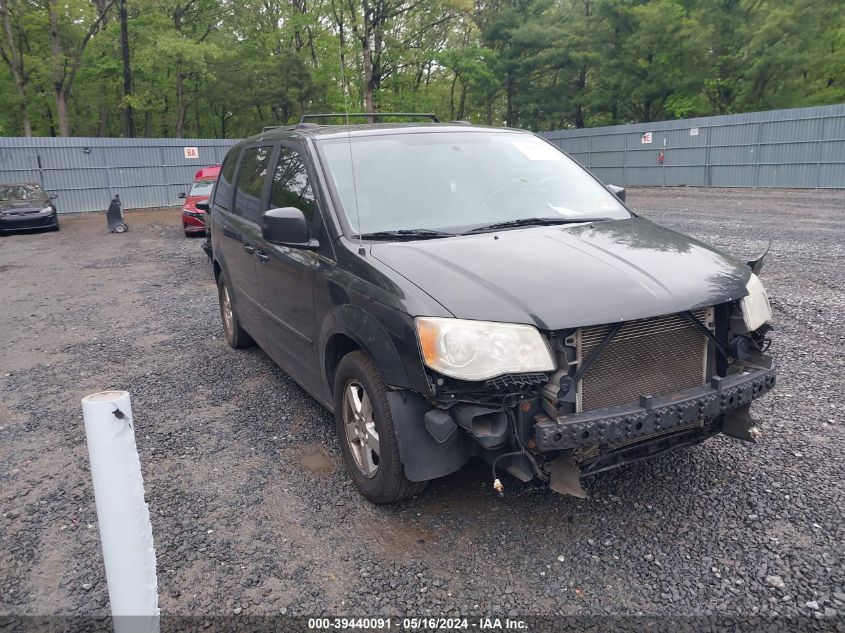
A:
213 151 239 210
234 146 273 223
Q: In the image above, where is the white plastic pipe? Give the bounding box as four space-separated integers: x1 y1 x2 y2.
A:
81 391 159 633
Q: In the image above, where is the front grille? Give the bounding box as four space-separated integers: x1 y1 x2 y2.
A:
578 307 712 411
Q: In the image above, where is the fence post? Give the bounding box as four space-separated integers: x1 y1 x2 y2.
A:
81 391 159 633
815 116 825 189
622 133 628 186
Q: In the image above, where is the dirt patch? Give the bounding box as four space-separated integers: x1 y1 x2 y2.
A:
296 445 336 478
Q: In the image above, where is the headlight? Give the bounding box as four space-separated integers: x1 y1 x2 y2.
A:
740 273 772 332
40 206 54 215
415 317 555 380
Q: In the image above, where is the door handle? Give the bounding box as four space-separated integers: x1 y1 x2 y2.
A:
243 244 255 254
256 251 270 263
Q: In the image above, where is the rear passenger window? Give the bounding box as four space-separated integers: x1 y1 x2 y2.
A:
234 146 272 223
268 148 318 224
214 151 239 210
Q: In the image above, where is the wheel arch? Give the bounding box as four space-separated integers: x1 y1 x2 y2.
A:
319 304 425 394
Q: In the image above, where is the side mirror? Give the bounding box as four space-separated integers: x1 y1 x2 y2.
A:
607 184 626 202
49 193 58 200
195 201 209 212
261 207 317 248
178 192 186 199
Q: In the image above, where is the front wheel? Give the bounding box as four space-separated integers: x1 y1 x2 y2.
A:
333 351 427 504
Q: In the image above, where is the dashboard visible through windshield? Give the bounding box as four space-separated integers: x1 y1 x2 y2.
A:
316 130 631 236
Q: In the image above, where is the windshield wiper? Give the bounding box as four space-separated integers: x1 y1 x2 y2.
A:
354 229 456 240
466 217 607 233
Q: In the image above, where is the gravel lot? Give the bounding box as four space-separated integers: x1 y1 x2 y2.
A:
1 188 843 629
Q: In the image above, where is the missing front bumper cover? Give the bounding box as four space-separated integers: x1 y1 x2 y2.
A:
534 367 776 452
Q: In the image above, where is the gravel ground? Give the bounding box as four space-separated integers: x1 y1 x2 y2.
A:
1 188 843 630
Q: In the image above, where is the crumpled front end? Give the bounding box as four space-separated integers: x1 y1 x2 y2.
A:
410 298 775 497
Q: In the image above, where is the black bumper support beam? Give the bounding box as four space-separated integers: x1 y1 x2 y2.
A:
534 367 776 451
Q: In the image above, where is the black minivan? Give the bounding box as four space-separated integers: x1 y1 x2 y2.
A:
204 120 776 503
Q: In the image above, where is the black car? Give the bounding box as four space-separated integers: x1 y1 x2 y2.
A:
0 182 60 233
203 119 776 503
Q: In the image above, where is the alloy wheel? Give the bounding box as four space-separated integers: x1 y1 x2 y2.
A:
342 380 380 478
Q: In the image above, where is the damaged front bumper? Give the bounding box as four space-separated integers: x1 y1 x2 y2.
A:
534 366 776 454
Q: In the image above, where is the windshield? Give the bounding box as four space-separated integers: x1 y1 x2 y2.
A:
189 179 215 197
316 131 630 235
0 184 44 201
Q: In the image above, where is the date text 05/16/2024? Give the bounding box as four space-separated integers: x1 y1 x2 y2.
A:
307 617 528 630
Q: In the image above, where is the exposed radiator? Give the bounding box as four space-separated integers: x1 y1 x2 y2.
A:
577 307 713 411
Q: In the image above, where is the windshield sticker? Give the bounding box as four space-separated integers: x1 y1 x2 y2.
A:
512 140 565 161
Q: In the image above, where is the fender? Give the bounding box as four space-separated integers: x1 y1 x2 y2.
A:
319 304 430 394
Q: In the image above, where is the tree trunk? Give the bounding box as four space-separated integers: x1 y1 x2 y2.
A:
0 0 32 135
98 103 109 136
48 0 114 136
54 86 69 137
449 72 458 119
175 61 185 138
193 79 200 136
119 0 135 137
362 35 375 118
574 66 586 128
48 1 70 136
457 83 467 120
44 105 56 137
505 70 514 127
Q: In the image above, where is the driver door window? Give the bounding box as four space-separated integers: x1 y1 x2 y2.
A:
268 148 317 224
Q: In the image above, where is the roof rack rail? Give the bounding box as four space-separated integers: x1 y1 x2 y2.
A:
262 125 299 132
299 112 440 124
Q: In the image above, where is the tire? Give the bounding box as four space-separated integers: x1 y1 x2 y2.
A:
333 351 427 504
216 273 254 349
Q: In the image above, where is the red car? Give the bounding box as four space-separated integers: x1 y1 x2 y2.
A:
179 165 220 236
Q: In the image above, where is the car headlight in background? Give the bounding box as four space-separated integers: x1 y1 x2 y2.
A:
740 273 772 332
40 206 54 215
415 317 555 381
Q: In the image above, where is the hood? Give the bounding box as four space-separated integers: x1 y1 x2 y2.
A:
183 194 209 212
0 198 49 213
370 217 752 330
0 198 50 213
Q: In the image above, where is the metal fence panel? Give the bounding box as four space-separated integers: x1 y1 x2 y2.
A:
2 106 843 215
542 103 845 189
0 137 239 213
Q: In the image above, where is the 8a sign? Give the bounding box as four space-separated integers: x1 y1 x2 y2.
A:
183 147 199 159
641 132 653 144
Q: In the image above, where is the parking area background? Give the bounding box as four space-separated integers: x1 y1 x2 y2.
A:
1 103 844 215
0 188 843 623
